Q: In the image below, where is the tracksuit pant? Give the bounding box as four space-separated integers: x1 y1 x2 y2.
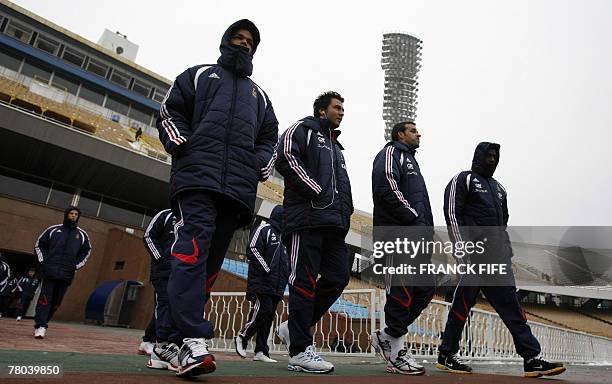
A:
239 293 282 356
34 278 69 328
143 312 156 342
285 228 350 357
439 283 541 359
384 284 435 338
0 294 13 316
168 190 239 344
151 277 178 343
16 295 34 318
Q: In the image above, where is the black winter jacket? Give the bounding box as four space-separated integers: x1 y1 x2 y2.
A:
275 117 353 236
16 276 40 299
143 209 175 281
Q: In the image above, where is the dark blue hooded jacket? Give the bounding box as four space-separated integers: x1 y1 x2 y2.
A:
16 275 40 299
157 19 278 227
34 206 91 284
143 209 175 281
275 116 354 236
372 140 434 227
444 142 512 259
246 205 289 298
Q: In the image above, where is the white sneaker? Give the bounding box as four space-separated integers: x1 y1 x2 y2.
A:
253 351 277 363
138 341 154 355
147 342 179 371
34 327 46 339
16 316 22 321
370 329 392 361
275 321 290 351
288 345 334 374
387 349 425 375
176 338 216 377
234 334 247 358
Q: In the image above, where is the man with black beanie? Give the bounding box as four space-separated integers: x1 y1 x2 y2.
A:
156 20 278 377
33 206 91 339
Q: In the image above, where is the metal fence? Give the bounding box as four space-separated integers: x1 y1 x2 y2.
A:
205 289 612 363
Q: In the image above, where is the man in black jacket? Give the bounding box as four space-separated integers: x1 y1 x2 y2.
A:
235 205 289 363
437 143 565 378
369 121 434 375
156 20 278 377
15 268 40 321
274 91 353 374
33 206 91 339
143 209 180 372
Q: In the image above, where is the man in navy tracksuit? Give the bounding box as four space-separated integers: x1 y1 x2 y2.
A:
369 121 434 375
33 206 91 339
274 91 354 374
15 268 40 321
156 19 278 377
143 209 181 371
235 205 289 363
437 142 565 378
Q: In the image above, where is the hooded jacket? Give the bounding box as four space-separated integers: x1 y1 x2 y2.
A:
275 116 354 236
143 209 175 281
372 140 434 227
246 205 289 298
34 206 92 284
444 142 512 259
0 260 10 293
157 19 278 227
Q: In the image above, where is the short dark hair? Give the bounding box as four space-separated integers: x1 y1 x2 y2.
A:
313 91 344 118
391 121 415 141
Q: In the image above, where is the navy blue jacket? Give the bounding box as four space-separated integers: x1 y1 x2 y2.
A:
0 261 10 294
0 277 17 297
246 205 289 298
16 276 40 299
143 209 175 281
444 142 512 259
34 207 91 284
157 21 278 227
372 141 434 227
275 116 354 236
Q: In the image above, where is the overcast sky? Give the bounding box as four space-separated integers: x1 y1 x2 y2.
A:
13 0 612 226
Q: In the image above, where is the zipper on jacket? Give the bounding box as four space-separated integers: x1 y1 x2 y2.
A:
485 178 503 225
221 76 238 190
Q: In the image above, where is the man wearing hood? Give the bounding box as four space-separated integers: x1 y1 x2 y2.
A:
274 91 354 374
33 206 91 339
235 205 289 363
156 20 278 377
369 121 434 375
437 143 566 378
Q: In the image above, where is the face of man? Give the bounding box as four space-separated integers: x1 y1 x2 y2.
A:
485 148 498 165
398 123 420 148
28 270 35 277
230 29 254 53
319 98 344 128
67 210 79 222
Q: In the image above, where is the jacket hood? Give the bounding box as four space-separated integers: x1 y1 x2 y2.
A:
63 205 81 228
217 19 260 77
471 142 500 178
268 205 284 232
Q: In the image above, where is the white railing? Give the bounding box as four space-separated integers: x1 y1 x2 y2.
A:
205 289 612 363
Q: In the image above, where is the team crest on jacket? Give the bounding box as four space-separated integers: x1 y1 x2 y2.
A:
252 87 257 98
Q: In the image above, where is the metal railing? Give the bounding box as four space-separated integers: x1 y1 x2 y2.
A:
205 289 612 363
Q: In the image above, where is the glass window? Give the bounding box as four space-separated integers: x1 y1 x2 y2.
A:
79 83 105 105
35 35 60 56
98 197 144 227
0 168 50 204
109 69 130 88
51 72 79 95
152 88 167 103
62 47 85 68
128 104 152 124
132 79 151 98
77 191 101 217
4 20 32 44
0 49 22 71
47 183 74 209
21 60 52 83
86 58 108 78
105 95 129 116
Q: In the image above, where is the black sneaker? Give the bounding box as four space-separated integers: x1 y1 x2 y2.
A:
524 356 566 378
436 352 472 374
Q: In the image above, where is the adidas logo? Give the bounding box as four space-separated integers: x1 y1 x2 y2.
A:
473 178 480 182
208 73 220 79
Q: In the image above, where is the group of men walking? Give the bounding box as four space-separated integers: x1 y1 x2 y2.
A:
21 18 566 380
